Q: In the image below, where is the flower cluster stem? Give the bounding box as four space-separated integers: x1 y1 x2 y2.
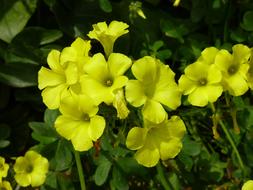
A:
74 150 87 190
156 162 174 190
219 120 245 173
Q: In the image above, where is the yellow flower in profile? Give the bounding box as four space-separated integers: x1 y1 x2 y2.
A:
54 94 106 151
125 56 181 124
14 150 49 187
88 21 129 57
178 61 223 107
214 44 250 96
197 47 219 65
81 53 132 105
0 157 9 180
246 48 253 89
242 180 253 190
112 89 130 119
38 38 91 109
0 181 12 190
126 116 186 167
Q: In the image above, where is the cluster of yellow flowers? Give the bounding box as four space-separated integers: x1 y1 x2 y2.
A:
179 45 253 107
0 150 49 189
38 20 186 167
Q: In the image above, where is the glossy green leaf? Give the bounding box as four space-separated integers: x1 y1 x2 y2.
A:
99 0 112 13
241 11 253 31
94 156 112 186
0 0 37 43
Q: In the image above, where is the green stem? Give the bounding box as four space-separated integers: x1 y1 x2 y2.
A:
74 150 87 190
156 162 173 190
219 120 245 172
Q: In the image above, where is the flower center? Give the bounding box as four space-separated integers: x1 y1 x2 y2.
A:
26 164 33 173
228 65 238 75
105 79 113 87
198 78 207 86
82 113 90 122
0 187 7 190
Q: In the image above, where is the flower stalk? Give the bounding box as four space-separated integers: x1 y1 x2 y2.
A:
74 150 86 190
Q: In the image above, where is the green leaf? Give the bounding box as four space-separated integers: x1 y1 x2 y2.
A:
8 27 63 64
182 136 201 156
54 139 73 171
0 124 10 139
44 109 60 126
160 19 189 43
0 140 10 148
111 167 129 190
0 0 37 43
99 0 112 13
94 156 112 186
241 11 253 31
0 62 39 87
29 122 58 144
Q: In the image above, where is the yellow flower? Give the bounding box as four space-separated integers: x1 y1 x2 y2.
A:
246 48 253 89
197 47 219 65
178 61 223 107
214 44 250 96
126 116 186 167
173 0 181 6
38 38 91 109
125 56 181 124
112 89 130 119
54 94 106 151
14 150 49 187
60 37 91 67
0 157 9 181
0 181 12 190
242 180 253 190
81 53 132 105
88 21 129 57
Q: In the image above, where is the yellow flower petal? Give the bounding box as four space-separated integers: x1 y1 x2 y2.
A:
153 86 181 110
84 53 109 83
64 62 78 85
41 84 67 109
81 76 111 105
167 116 186 138
178 75 197 95
71 37 91 57
134 138 160 167
126 127 148 150
224 73 249 96
30 173 46 187
184 61 209 81
232 44 250 64
214 50 233 72
0 181 12 190
242 180 253 190
14 173 31 187
207 64 222 84
71 123 93 151
108 53 132 77
89 115 106 141
47 50 63 73
198 47 219 65
187 86 209 107
38 67 65 90
142 99 167 124
131 56 157 84
125 80 147 107
159 138 182 160
55 116 81 140
79 95 99 116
